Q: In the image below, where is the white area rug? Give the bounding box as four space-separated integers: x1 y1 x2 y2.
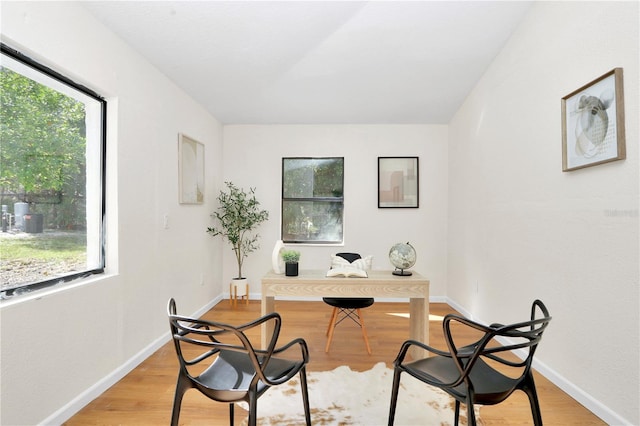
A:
239 362 477 425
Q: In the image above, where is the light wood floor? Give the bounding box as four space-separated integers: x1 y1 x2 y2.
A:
65 300 605 425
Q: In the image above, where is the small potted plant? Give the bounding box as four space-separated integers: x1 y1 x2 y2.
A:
281 249 300 276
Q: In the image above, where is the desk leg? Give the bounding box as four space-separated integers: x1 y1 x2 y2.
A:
261 294 275 349
409 297 429 359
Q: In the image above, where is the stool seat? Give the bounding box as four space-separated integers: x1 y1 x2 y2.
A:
322 297 374 309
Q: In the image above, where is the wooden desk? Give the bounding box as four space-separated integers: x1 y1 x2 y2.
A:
261 269 430 358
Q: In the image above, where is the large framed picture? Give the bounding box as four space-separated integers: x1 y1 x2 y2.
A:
378 157 419 208
178 133 204 204
562 68 625 171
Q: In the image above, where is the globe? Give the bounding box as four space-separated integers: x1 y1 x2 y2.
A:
389 242 416 276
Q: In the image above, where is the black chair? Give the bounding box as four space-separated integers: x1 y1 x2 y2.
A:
388 299 552 426
323 252 374 354
167 298 311 426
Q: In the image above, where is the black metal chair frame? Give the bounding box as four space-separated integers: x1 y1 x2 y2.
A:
168 298 311 426
388 299 551 426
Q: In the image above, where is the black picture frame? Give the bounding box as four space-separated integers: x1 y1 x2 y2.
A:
378 157 419 208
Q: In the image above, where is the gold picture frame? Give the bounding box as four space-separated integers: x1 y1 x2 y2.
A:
562 68 625 171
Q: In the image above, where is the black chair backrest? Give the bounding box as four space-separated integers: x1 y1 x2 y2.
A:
167 298 282 387
444 299 551 385
335 252 362 263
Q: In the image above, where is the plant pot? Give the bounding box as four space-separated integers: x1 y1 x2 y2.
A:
285 262 298 277
230 278 249 307
231 278 248 295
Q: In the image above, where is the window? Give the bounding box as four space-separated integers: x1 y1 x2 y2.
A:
0 44 106 299
282 157 344 244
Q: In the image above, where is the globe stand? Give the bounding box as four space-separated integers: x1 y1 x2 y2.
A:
392 268 412 276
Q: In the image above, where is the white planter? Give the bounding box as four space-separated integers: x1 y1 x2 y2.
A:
230 278 249 307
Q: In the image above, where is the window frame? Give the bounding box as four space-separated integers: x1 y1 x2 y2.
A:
281 157 344 245
0 43 107 299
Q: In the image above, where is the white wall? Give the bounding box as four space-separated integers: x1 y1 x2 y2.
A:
448 2 639 424
0 3 223 425
222 125 449 296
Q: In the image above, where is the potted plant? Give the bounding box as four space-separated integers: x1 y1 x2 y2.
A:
207 182 269 300
281 249 300 276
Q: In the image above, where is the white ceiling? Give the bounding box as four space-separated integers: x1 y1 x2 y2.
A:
82 1 532 124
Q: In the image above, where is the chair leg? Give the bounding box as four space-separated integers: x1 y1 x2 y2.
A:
170 374 191 426
299 367 311 426
357 308 372 355
247 389 258 426
325 308 338 352
229 403 234 426
466 400 477 426
326 307 338 335
387 367 402 426
454 400 460 426
522 374 543 426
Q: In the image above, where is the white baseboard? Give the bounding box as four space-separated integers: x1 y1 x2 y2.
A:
42 295 222 425
531 356 631 425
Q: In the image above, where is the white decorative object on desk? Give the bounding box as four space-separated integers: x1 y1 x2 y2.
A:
271 240 285 274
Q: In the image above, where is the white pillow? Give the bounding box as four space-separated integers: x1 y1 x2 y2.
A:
331 254 373 271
